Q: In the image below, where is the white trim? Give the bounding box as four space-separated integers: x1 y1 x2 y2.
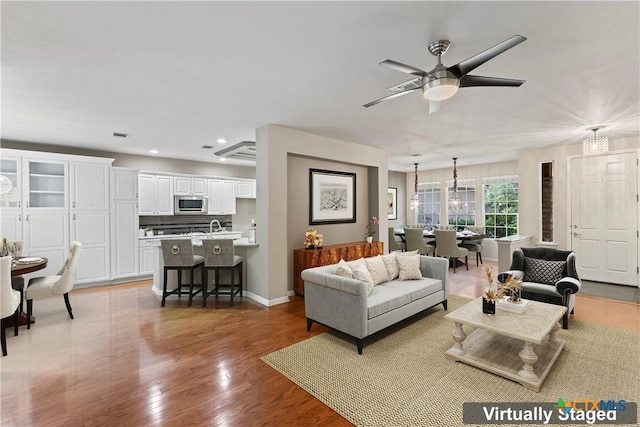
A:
245 291 291 307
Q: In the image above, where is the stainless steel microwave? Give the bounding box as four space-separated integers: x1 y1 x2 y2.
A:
174 195 208 214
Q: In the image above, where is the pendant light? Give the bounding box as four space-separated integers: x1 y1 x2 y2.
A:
582 126 608 156
449 158 462 210
410 163 420 210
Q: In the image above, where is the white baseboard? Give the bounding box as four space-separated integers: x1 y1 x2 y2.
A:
245 291 291 307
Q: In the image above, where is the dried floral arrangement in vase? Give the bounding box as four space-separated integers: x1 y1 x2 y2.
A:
482 266 501 314
501 274 524 303
304 228 323 249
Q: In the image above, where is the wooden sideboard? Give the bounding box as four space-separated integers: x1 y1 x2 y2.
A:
293 241 384 295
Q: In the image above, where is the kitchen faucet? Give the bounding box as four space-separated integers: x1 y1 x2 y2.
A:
209 219 222 236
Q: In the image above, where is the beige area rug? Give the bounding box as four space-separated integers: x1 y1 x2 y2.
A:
261 295 639 427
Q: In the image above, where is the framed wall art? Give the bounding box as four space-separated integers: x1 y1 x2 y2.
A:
309 168 356 225
388 187 397 220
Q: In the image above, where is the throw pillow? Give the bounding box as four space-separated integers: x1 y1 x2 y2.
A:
396 250 419 257
334 259 354 279
346 258 365 272
396 254 422 280
365 255 389 285
352 263 375 295
523 257 566 285
381 252 399 280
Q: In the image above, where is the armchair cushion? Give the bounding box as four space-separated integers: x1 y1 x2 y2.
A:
523 257 566 285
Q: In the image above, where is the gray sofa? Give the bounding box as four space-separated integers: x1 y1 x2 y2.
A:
301 255 449 354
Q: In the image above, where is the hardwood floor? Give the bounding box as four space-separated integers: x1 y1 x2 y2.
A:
1 261 637 426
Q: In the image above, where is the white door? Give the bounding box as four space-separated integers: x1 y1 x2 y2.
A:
112 168 138 200
111 200 139 279
570 152 638 286
70 161 110 210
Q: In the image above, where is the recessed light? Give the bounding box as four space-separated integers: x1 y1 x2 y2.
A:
217 138 227 144
149 149 158 154
219 157 227 162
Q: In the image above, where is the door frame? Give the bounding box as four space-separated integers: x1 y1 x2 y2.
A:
566 148 640 287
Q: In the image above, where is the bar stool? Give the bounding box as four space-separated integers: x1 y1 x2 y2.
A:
201 239 243 307
161 239 204 307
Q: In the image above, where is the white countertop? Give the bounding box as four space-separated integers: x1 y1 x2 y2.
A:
139 231 240 240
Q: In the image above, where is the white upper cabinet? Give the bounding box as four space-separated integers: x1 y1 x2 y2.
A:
70 160 111 211
0 156 22 210
207 179 236 215
174 176 207 196
111 168 138 201
139 174 174 215
235 179 256 199
25 158 68 210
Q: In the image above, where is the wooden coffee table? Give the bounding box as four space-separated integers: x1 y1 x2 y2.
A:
444 297 567 392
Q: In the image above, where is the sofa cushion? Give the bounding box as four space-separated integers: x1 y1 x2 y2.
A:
523 257 565 285
352 263 375 295
347 258 365 272
366 285 412 319
381 252 399 280
396 254 422 280
334 259 354 279
386 278 442 301
365 255 390 285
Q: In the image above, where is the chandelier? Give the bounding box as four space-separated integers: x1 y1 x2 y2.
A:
410 163 420 210
449 157 462 210
583 126 608 156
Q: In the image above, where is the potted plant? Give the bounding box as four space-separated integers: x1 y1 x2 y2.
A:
364 216 379 243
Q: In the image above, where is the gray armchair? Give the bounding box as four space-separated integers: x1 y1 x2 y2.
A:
498 247 581 329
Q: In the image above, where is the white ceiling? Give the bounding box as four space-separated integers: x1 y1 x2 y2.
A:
2 1 639 172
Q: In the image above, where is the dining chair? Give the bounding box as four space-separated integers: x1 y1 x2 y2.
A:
8 240 25 313
161 239 204 307
403 228 434 256
434 229 468 273
387 227 405 252
459 226 485 266
26 241 82 329
201 239 243 307
1 256 21 356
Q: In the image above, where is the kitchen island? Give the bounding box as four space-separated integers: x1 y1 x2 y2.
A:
141 233 259 302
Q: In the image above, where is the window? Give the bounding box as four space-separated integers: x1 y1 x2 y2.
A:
483 176 519 238
541 162 553 242
417 182 440 226
447 178 475 227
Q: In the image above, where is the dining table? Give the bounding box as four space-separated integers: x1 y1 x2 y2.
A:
394 228 487 242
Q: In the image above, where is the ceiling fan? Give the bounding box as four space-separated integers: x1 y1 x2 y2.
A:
363 35 527 112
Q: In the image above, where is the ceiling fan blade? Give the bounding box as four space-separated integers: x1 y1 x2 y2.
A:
448 35 526 78
459 75 525 87
363 87 420 108
380 59 427 76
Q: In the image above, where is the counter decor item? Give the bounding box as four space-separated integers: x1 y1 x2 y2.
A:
364 216 379 243
248 219 257 243
303 228 323 249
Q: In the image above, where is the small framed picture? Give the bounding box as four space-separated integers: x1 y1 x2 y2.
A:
388 187 397 220
309 168 356 225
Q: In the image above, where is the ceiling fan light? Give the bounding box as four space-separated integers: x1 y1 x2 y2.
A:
423 78 459 101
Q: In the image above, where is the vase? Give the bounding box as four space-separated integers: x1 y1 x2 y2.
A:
482 297 496 314
366 236 373 244
305 245 315 250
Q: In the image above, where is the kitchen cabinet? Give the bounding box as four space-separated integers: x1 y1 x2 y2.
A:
207 179 236 215
139 240 156 276
174 176 207 196
24 210 69 277
139 174 174 215
72 211 110 283
111 168 140 280
0 211 23 241
25 158 68 210
235 179 256 199
70 161 110 211
0 156 22 210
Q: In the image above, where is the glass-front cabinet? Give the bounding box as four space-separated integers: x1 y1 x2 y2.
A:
0 156 21 209
26 159 68 209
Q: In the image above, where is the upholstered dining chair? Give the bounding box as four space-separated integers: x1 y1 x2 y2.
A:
404 228 434 256
161 239 204 307
8 240 25 313
1 256 21 356
459 227 485 267
201 239 243 307
434 229 468 273
26 241 82 329
387 227 405 252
